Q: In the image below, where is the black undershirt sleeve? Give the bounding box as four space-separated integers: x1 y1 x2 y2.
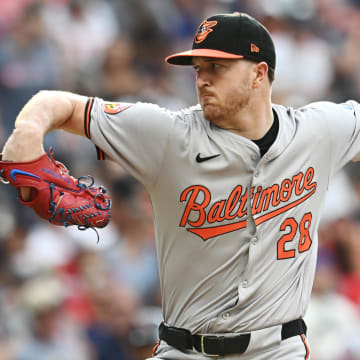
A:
252 110 279 157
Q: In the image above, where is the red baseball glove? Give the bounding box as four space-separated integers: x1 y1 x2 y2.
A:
0 148 111 236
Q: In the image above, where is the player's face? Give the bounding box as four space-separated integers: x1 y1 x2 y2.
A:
193 57 256 127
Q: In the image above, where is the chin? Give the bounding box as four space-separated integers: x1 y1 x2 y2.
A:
203 105 223 123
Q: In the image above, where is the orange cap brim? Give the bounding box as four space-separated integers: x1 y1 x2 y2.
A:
165 49 244 65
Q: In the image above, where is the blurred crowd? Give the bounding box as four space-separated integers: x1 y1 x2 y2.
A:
0 0 360 359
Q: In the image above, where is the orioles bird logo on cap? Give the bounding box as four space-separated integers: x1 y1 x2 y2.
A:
194 20 218 43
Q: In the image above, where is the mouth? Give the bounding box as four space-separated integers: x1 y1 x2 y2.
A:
200 91 215 97
200 93 216 103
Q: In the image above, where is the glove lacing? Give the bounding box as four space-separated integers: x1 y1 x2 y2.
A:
47 149 111 243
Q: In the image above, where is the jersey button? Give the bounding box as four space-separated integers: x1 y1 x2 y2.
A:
254 170 259 177
242 280 248 288
251 237 258 245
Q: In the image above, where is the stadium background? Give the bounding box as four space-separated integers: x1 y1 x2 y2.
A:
0 0 359 359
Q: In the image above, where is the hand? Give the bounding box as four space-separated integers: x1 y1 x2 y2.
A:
0 148 111 231
2 124 45 201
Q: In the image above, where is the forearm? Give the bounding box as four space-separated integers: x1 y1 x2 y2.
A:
2 90 87 161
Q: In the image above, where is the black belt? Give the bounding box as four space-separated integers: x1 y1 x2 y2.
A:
159 318 307 356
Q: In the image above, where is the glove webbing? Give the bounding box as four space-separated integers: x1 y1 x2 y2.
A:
47 177 111 242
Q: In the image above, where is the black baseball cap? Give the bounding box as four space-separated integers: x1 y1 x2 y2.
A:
165 13 276 70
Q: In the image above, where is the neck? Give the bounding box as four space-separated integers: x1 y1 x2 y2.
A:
225 95 274 140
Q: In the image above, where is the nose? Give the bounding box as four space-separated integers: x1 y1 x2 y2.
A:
196 71 211 88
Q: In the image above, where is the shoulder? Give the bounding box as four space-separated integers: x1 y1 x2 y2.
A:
273 101 338 118
297 101 358 118
274 100 352 115
300 101 341 112
274 101 357 126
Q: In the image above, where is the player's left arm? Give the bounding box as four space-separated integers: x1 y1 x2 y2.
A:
0 91 111 229
2 90 88 162
1 90 89 201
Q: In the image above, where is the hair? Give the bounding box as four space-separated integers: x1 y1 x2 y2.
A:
268 67 275 84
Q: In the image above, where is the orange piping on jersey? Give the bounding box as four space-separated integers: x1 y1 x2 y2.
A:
152 338 161 356
96 146 105 160
301 334 310 360
85 97 94 138
98 149 105 160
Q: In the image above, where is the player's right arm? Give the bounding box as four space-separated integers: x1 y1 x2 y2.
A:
1 90 88 162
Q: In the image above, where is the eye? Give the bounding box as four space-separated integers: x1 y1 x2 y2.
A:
211 63 222 70
192 66 200 73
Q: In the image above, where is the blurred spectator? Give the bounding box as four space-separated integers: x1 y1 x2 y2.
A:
0 0 35 38
305 248 360 360
86 281 139 360
332 11 360 101
0 3 59 136
104 176 160 305
13 273 91 360
9 223 77 278
331 219 360 309
86 37 143 101
271 18 334 106
128 306 162 360
320 169 359 225
142 0 207 39
41 0 118 91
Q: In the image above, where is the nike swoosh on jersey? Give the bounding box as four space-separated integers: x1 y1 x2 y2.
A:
196 153 221 163
10 169 41 182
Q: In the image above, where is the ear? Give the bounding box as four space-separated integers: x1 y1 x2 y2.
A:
253 62 268 88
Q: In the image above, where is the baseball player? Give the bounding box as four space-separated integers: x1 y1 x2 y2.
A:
1 12 360 359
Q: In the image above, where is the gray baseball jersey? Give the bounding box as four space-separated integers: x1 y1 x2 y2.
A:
85 98 360 334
